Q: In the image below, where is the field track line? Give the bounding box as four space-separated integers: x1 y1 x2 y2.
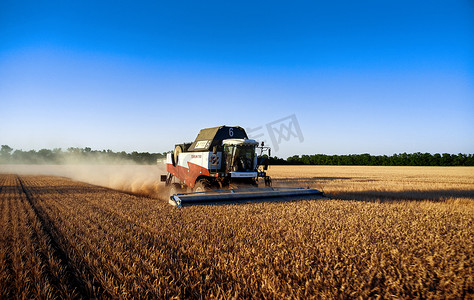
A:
0 175 15 298
16 175 111 299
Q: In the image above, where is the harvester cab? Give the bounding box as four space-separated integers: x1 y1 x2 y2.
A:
161 126 323 207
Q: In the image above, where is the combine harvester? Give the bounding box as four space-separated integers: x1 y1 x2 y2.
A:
161 126 324 207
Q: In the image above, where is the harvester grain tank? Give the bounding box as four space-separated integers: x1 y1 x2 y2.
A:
161 126 323 206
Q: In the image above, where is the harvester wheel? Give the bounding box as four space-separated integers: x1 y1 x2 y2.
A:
264 176 272 187
194 179 212 192
169 183 182 197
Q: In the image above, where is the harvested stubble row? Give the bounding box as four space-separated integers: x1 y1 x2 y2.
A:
0 175 77 299
0 173 472 299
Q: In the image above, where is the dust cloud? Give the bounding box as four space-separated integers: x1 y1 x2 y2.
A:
0 161 168 198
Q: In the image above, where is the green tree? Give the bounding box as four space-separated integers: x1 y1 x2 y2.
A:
0 145 13 162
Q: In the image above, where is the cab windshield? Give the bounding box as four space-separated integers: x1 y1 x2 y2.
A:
224 145 255 172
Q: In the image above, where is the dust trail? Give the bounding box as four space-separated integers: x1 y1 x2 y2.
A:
0 163 168 198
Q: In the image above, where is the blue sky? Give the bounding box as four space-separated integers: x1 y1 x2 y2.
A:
1 1 473 158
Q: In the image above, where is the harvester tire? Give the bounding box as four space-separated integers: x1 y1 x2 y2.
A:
169 183 182 197
194 179 212 192
173 145 183 167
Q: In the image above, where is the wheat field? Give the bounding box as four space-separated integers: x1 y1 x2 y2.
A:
0 166 473 298
269 165 474 202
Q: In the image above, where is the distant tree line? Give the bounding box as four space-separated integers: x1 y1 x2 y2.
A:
269 152 474 166
0 145 167 164
1 145 473 166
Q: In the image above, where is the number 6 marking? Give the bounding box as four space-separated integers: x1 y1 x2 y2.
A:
229 128 234 137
